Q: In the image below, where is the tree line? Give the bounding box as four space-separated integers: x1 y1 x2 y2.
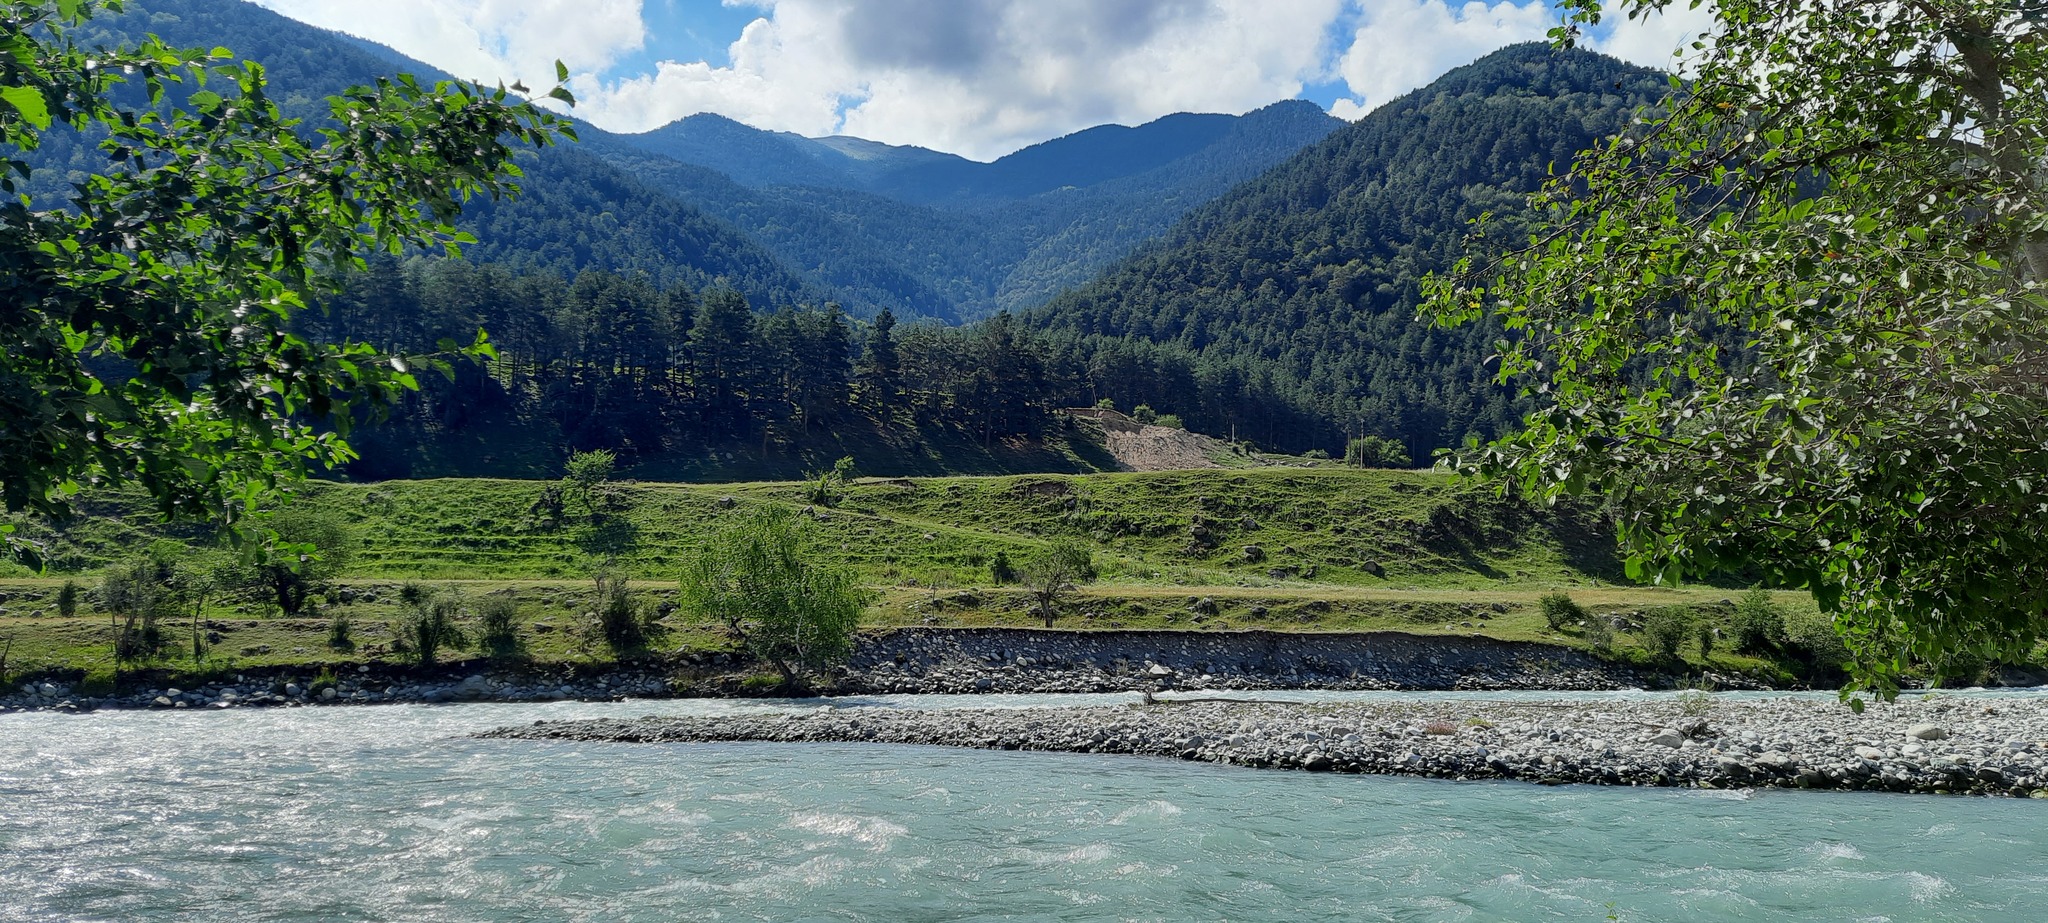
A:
302 257 1418 476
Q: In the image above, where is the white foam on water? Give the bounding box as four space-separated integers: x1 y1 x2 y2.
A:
1108 799 1184 826
788 811 910 849
1008 843 1115 867
1812 842 1866 861
1902 871 1952 904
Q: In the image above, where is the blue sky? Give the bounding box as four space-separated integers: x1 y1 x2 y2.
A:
251 1 1711 161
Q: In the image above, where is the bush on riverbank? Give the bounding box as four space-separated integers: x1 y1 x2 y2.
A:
400 593 467 667
1643 610 1691 660
1734 589 1786 653
680 508 870 686
1539 593 1587 631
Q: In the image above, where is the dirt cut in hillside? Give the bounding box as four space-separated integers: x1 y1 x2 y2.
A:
1066 408 1233 471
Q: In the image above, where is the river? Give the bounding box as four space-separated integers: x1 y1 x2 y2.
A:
4 695 2045 921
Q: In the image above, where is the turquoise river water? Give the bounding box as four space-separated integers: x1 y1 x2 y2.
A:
3 694 2046 922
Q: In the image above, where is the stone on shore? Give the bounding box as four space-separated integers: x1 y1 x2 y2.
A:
477 693 2048 798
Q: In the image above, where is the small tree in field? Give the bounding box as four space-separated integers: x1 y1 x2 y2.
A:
1345 435 1412 469
1024 539 1095 628
680 508 868 687
239 508 354 616
561 449 619 520
401 591 467 668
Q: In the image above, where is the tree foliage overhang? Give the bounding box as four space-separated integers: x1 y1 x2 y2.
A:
1427 0 2048 694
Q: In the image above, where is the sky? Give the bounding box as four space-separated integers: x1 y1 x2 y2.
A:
248 0 1714 162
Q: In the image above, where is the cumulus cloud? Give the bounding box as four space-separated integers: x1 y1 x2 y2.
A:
251 0 646 86
253 0 1717 159
1325 1 1714 120
1327 1 1553 120
582 0 1346 160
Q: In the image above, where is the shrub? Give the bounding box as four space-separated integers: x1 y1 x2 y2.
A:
804 456 860 507
402 593 467 667
1732 588 1786 653
239 507 355 616
1130 404 1158 424
1697 622 1717 659
1643 609 1692 660
1094 397 1116 411
326 611 355 652
1785 609 1851 675
1303 448 1330 460
478 596 522 659
1155 414 1185 430
989 550 1018 585
1538 592 1587 631
1345 435 1413 468
680 507 870 686
564 448 617 487
56 580 78 618
740 673 784 693
589 573 646 656
102 556 176 662
1582 614 1614 652
1024 539 1095 628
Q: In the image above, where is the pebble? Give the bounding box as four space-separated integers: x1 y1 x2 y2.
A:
481 694 2048 798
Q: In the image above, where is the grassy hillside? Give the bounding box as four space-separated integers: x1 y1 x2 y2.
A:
0 469 1879 690
9 469 1614 586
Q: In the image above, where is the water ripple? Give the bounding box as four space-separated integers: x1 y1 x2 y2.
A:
3 703 2047 922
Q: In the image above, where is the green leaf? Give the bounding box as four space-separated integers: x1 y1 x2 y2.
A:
0 86 51 130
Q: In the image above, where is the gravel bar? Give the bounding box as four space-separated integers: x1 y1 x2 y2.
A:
480 694 2048 797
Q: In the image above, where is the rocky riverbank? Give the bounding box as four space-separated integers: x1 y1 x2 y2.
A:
0 627 1683 713
481 693 2048 797
838 627 1666 694
1 667 675 713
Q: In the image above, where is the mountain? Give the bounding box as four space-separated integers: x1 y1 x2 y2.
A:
613 103 1338 205
30 0 824 310
618 113 973 190
1026 44 1670 458
596 101 1346 319
23 2 1672 477
314 48 1671 480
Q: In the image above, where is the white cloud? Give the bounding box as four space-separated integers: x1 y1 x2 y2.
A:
1328 1 1552 119
252 0 1715 159
250 0 646 86
1594 1 1717 73
584 0 1347 160
1325 1 1713 120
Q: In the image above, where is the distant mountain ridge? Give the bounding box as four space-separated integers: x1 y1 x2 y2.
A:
595 100 1344 319
32 0 1344 324
615 102 1337 206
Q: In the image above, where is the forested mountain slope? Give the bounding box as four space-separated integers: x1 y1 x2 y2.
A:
20 0 824 309
595 101 1346 319
46 0 1345 323
1029 45 1669 458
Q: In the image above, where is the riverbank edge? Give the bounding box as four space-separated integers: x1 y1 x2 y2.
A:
1 626 1734 713
478 697 2048 799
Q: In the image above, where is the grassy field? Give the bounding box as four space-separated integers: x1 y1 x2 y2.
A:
0 468 1850 688
5 468 1622 585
